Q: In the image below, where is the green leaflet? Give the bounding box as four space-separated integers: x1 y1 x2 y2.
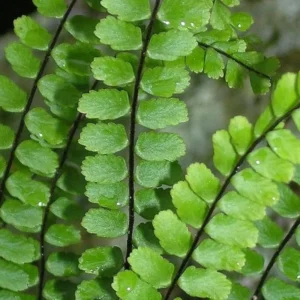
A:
204 48 225 79
213 130 238 176
225 59 244 88
0 124 14 149
262 278 300 300
171 181 207 228
65 15 99 44
135 160 183 188
0 258 38 291
33 0 67 18
135 132 186 162
82 208 128 238
6 171 50 207
79 247 123 277
128 247 174 289
277 247 300 281
135 188 173 220
91 57 135 86
79 123 128 154
240 248 264 275
78 89 130 120
16 140 59 177
267 129 300 164
254 106 275 137
46 252 80 277
250 72 271 95
137 98 188 129
75 278 117 300
192 239 246 271
85 182 128 209
231 168 279 206
158 0 212 30
50 197 83 221
256 217 284 248
141 66 190 97
153 210 192 257
25 108 69 147
82 154 128 183
95 16 142 51
14 16 51 50
43 279 77 300
5 42 40 78
231 12 253 31
45 224 81 247
101 0 151 22
186 163 220 203
205 213 258 248
247 147 294 183
186 47 205 73
52 43 101 76
178 266 232 300
0 75 27 112
0 290 35 300
112 270 161 300
0 229 40 264
148 29 197 61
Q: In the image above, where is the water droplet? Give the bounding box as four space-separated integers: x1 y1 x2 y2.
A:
255 160 260 165
38 133 43 137
180 21 186 26
116 202 121 206
38 202 45 207
163 20 170 25
126 287 131 291
190 22 195 28
238 24 242 28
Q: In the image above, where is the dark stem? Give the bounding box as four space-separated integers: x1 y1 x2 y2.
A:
0 0 78 208
252 217 300 299
125 0 162 269
164 103 300 300
198 42 272 81
37 80 98 299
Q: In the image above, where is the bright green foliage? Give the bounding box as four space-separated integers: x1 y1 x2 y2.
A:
95 17 142 51
33 0 67 18
5 42 40 78
178 266 232 300
43 279 77 300
45 224 81 247
204 48 225 79
14 16 51 50
241 249 264 275
186 47 205 73
91 57 135 86
50 197 83 221
231 12 253 31
128 247 174 288
0 124 14 149
277 247 300 281
79 246 123 277
135 132 186 161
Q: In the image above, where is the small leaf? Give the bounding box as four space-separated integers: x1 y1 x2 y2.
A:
248 147 294 183
141 66 190 97
46 252 80 277
128 247 174 289
78 89 130 120
193 239 245 271
231 12 253 31
256 217 284 248
267 129 300 164
240 249 264 275
231 168 279 206
50 197 83 221
79 246 123 277
101 0 151 21
148 29 197 61
91 57 135 86
52 43 100 76
219 191 265 221
137 98 188 129
277 247 300 281
204 48 225 79
250 72 271 95
228 283 251 300
0 229 40 264
0 124 15 150
171 181 207 228
186 47 205 73
45 224 81 247
228 116 253 155
5 42 40 78
153 210 192 257
16 140 59 177
135 160 183 188
135 132 186 162
82 154 128 184
0 290 35 300
65 15 99 44
14 16 51 50
263 278 300 300
75 278 117 300
210 1 231 30
0 75 27 112
213 130 238 176
186 163 220 204
95 16 142 51
79 123 128 154
254 106 275 137
206 213 258 248
179 266 232 300
225 59 244 89
43 279 76 300
33 0 67 18
82 208 128 238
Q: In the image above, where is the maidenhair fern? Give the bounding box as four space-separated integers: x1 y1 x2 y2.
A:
0 0 299 299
